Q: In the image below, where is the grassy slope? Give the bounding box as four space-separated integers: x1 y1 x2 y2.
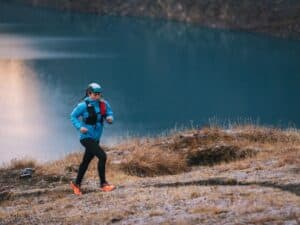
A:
0 126 299 225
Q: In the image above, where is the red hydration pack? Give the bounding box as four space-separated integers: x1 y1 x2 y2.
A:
99 100 107 123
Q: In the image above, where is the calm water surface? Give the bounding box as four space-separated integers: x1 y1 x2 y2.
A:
1 2 300 163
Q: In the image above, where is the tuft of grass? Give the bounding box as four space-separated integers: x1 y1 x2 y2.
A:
7 158 37 170
0 211 8 220
149 210 164 217
120 147 190 177
190 192 202 199
235 126 300 144
188 206 228 215
276 147 300 167
186 144 257 166
248 215 285 224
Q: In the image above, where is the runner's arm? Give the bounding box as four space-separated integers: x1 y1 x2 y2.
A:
70 102 86 130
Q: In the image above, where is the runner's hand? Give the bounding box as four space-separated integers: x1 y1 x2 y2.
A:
80 127 88 133
106 116 113 124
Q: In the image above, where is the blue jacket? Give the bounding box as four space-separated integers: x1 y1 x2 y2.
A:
70 97 114 141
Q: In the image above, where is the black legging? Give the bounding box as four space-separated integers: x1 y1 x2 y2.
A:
75 138 107 186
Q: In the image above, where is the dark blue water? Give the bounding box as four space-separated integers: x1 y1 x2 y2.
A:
1 2 300 163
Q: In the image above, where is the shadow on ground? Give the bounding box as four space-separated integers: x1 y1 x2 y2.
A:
151 178 300 196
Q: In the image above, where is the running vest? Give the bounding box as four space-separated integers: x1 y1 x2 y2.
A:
84 100 107 125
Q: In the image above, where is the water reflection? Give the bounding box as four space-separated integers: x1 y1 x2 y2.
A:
0 34 116 60
0 60 50 161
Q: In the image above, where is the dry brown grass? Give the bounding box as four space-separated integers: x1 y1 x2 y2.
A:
3 125 298 182
234 125 300 144
119 126 300 177
188 206 228 215
186 144 257 166
40 152 82 175
39 151 132 185
190 192 202 199
149 210 164 217
277 147 300 165
6 157 38 170
249 215 288 225
1 126 299 225
0 211 7 220
220 160 252 171
120 147 190 177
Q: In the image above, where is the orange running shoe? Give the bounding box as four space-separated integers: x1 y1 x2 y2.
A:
100 182 116 192
70 181 82 195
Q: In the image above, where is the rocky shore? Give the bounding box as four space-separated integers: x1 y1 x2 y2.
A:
7 0 300 39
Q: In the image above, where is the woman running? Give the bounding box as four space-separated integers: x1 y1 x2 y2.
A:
70 82 115 195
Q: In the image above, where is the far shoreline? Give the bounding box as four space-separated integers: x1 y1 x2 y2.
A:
5 0 300 40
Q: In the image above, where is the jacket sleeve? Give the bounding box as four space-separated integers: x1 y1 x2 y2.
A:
70 102 86 130
105 100 114 122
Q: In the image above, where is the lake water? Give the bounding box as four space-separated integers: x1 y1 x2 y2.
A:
1 1 300 163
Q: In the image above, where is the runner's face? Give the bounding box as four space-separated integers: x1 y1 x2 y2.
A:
89 92 101 100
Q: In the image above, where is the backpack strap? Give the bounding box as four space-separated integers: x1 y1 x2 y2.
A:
84 100 98 125
99 100 107 124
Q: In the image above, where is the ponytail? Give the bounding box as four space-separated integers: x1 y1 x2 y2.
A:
79 87 91 102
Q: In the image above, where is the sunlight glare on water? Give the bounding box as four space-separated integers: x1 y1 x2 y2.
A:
0 60 54 162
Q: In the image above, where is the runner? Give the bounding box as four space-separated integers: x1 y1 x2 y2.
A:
70 82 115 195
